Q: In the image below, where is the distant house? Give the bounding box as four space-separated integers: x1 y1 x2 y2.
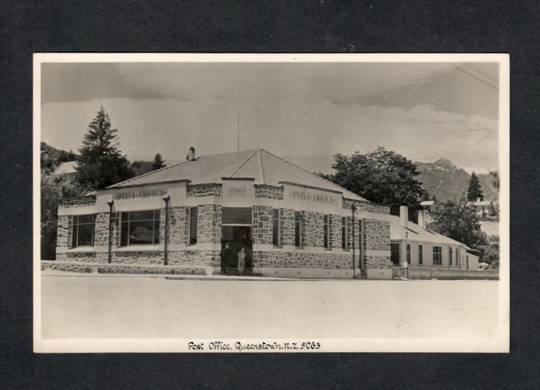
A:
53 161 78 179
419 200 436 213
390 206 480 271
467 198 496 218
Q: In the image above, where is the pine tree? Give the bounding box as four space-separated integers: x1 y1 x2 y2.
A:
152 153 165 170
430 201 488 253
467 172 484 201
76 107 133 190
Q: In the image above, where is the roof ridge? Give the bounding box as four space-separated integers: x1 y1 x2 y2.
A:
256 148 265 183
229 149 258 178
260 149 367 201
109 149 259 188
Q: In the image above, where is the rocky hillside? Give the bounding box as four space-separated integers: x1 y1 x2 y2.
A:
415 158 498 202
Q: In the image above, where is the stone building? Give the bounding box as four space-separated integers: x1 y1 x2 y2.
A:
52 149 394 279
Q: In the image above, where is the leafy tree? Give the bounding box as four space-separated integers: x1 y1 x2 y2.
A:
76 107 133 190
467 172 484 201
429 201 488 253
324 147 426 218
131 160 154 176
152 153 166 170
41 170 85 259
57 149 77 163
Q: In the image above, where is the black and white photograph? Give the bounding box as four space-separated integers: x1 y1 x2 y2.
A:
34 54 509 352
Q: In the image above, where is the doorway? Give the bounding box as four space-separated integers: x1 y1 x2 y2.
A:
221 226 253 274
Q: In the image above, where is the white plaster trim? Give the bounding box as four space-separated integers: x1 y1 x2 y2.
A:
185 242 222 251
58 246 96 254
58 206 97 216
252 244 355 254
59 199 391 221
115 244 162 252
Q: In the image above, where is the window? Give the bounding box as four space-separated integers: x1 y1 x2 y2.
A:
341 217 348 250
120 210 160 246
272 208 280 246
71 215 95 247
449 247 453 266
433 246 442 265
418 245 423 265
189 207 198 245
391 243 400 264
406 244 411 264
323 215 330 249
222 207 252 225
294 211 304 248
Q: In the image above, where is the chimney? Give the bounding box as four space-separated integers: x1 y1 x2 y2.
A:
418 209 426 229
400 206 409 227
186 146 196 161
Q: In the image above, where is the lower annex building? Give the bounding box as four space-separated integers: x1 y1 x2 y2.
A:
50 148 477 279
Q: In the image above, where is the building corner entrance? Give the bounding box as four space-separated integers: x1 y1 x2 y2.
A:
220 207 253 275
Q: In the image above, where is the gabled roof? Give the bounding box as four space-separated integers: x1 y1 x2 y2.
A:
389 216 468 248
108 149 366 201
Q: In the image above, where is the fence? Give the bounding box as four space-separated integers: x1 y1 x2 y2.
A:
392 266 499 280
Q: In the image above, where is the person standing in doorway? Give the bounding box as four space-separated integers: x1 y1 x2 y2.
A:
221 242 233 274
237 247 246 275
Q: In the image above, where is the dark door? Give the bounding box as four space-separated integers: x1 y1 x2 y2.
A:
221 226 253 274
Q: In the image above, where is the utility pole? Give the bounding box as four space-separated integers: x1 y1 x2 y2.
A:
107 201 114 263
163 195 170 266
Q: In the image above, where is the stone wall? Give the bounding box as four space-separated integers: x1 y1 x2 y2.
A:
252 205 273 245
187 183 222 197
364 218 391 251
56 215 71 253
198 204 222 243
280 208 296 246
303 211 324 247
167 206 189 245
56 251 107 263
254 185 284 199
330 215 342 249
365 255 393 269
42 261 207 275
343 199 390 214
168 249 221 268
94 212 110 247
60 196 96 207
56 249 219 268
253 251 352 270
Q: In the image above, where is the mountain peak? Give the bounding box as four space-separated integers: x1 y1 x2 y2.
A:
433 157 457 169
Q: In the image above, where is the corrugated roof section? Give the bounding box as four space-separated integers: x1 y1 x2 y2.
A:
389 216 467 247
108 148 366 201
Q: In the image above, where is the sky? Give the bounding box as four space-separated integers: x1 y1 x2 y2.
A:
41 61 499 173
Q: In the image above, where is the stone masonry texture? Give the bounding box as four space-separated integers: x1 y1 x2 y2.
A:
187 183 222 197
198 204 222 243
254 185 284 199
253 251 353 270
252 205 273 245
364 218 391 251
280 208 296 246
